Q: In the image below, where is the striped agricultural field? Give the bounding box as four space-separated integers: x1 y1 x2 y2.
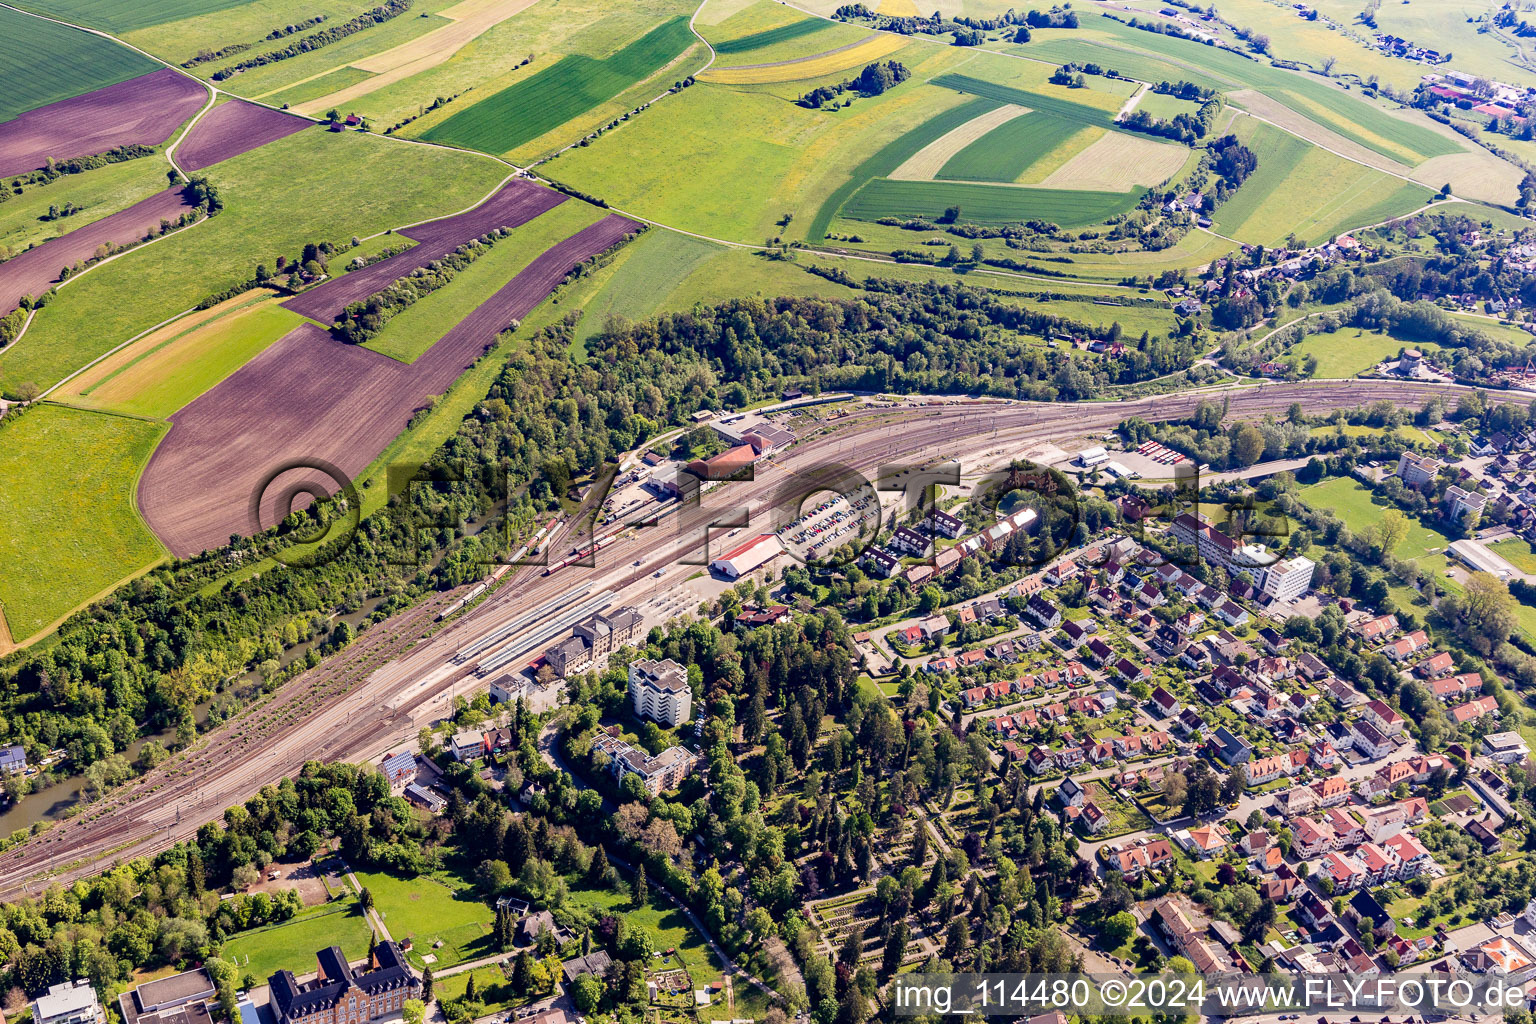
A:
699 33 907 83
890 104 1031 180
293 0 542 116
935 111 1084 183
1038 130 1190 190
843 177 1143 227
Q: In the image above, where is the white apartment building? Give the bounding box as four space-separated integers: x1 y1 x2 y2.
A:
34 982 104 1024
1444 486 1487 525
1255 554 1315 602
628 658 692 726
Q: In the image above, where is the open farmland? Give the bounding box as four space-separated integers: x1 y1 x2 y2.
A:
290 0 544 117
0 404 167 644
0 187 198 315
1038 131 1190 190
931 73 1122 130
175 99 312 172
935 112 1081 183
569 228 723 352
710 15 836 55
843 177 1142 227
56 294 303 417
0 128 506 397
1014 13 1461 165
0 66 205 177
8 0 252 33
700 34 909 84
419 17 696 156
0 8 166 123
1213 116 1432 245
549 43 979 244
139 212 638 557
890 104 1029 180
0 157 171 257
282 178 566 323
363 198 604 363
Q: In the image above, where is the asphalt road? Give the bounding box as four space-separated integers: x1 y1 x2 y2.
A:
0 379 1505 898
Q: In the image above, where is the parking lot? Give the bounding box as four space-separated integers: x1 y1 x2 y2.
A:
777 486 880 561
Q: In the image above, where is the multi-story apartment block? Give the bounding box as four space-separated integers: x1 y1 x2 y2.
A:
628 657 692 726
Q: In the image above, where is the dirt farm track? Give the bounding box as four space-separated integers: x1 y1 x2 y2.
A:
0 378 1508 899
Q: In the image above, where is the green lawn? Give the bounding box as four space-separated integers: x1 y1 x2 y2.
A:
1491 538 1536 575
362 199 605 364
936 111 1084 184
0 7 159 121
0 156 171 257
353 869 495 969
1297 476 1456 589
1135 91 1201 120
843 177 1143 227
0 127 506 396
0 404 168 643
1290 328 1433 378
421 17 695 156
221 900 374 980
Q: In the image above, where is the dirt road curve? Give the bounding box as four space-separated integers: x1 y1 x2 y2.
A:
0 380 1489 898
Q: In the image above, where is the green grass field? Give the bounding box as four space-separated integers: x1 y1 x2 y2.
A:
363 199 605 363
569 228 724 353
931 73 1122 131
1135 91 1201 120
421 17 695 156
936 112 1083 183
66 300 304 418
1491 538 1536 575
8 0 248 33
221 900 374 980
0 156 171 256
1298 476 1453 566
0 128 506 397
0 404 167 643
1213 116 1432 244
805 92 998 240
843 177 1142 226
1289 327 1433 378
354 869 494 968
266 67 376 110
1014 14 1460 165
710 15 836 54
0 7 160 121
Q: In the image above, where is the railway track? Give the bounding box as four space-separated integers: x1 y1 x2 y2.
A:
0 378 1509 898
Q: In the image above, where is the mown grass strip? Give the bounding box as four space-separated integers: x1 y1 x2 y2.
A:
712 16 834 54
936 112 1082 183
843 177 1143 227
931 73 1120 132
